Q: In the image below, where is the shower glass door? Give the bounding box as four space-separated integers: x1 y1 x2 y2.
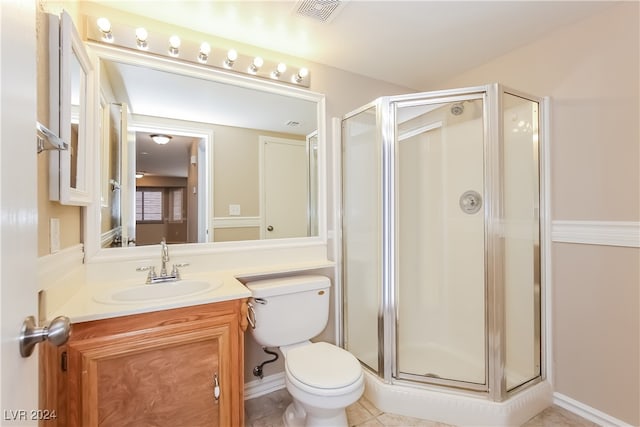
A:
394 96 487 389
502 92 542 391
342 105 381 372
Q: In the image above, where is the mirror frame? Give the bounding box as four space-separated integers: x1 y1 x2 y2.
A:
49 11 94 206
84 42 327 262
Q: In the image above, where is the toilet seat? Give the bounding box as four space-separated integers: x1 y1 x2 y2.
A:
285 342 363 393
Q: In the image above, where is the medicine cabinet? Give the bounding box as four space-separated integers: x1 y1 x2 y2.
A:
49 11 94 206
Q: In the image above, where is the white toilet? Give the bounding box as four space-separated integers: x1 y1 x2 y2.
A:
245 275 364 427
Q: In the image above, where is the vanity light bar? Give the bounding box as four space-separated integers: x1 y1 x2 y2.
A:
86 16 311 88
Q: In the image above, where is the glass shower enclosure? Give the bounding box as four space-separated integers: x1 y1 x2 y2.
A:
342 84 543 400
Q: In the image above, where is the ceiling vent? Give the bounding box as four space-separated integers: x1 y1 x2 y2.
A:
293 0 347 23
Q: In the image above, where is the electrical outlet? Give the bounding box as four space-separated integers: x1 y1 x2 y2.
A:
229 204 241 216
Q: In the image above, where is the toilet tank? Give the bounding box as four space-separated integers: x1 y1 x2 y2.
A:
245 275 331 348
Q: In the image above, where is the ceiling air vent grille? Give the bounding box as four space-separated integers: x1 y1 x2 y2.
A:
294 0 346 23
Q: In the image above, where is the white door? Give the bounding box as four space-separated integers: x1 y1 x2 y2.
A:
261 137 308 239
1 1 39 422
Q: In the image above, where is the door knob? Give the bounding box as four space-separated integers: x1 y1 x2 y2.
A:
267 225 274 232
19 315 71 358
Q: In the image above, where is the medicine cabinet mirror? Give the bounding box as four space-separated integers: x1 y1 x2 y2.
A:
88 42 325 256
49 11 94 206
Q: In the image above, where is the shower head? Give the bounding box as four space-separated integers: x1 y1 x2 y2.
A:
450 103 464 116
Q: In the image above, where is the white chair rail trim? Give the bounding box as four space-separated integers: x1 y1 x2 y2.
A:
551 220 640 248
213 216 261 229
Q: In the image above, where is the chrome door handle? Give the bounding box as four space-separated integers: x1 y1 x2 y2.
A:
19 315 71 358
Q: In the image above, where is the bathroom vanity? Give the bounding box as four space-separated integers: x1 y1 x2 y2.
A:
41 298 248 427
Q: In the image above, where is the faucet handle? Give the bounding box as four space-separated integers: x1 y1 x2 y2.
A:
171 263 190 279
136 265 157 284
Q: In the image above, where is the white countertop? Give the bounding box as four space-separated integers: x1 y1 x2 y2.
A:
52 260 334 323
55 271 250 323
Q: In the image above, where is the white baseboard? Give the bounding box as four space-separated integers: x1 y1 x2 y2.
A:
553 392 634 427
551 221 640 248
244 372 286 400
242 374 635 426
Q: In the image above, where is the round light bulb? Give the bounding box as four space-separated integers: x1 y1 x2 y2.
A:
298 67 309 78
277 63 287 73
200 42 211 55
169 35 181 49
135 27 148 42
97 17 111 33
253 57 264 68
227 49 238 61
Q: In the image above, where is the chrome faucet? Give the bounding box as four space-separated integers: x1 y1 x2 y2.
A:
160 238 170 276
136 238 189 284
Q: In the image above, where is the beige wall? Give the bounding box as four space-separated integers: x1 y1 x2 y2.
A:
433 3 639 222
553 243 639 424
433 3 639 424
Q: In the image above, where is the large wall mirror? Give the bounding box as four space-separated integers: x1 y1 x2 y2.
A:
87 43 325 256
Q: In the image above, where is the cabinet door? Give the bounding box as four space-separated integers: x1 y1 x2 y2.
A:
67 318 233 427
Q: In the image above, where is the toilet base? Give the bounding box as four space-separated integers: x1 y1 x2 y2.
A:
282 400 348 427
282 401 305 427
282 370 363 427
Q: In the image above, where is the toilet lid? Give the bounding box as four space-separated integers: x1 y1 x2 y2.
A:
286 342 362 389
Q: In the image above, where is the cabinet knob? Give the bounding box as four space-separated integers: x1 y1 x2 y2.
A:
213 373 220 401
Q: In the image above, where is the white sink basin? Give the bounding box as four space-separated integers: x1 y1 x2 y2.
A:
94 279 223 304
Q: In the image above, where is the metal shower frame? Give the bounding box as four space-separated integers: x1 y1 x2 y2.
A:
340 83 549 402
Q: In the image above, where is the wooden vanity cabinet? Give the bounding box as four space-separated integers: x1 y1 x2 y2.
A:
41 299 248 427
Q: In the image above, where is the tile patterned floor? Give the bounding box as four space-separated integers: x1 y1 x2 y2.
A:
245 388 600 427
